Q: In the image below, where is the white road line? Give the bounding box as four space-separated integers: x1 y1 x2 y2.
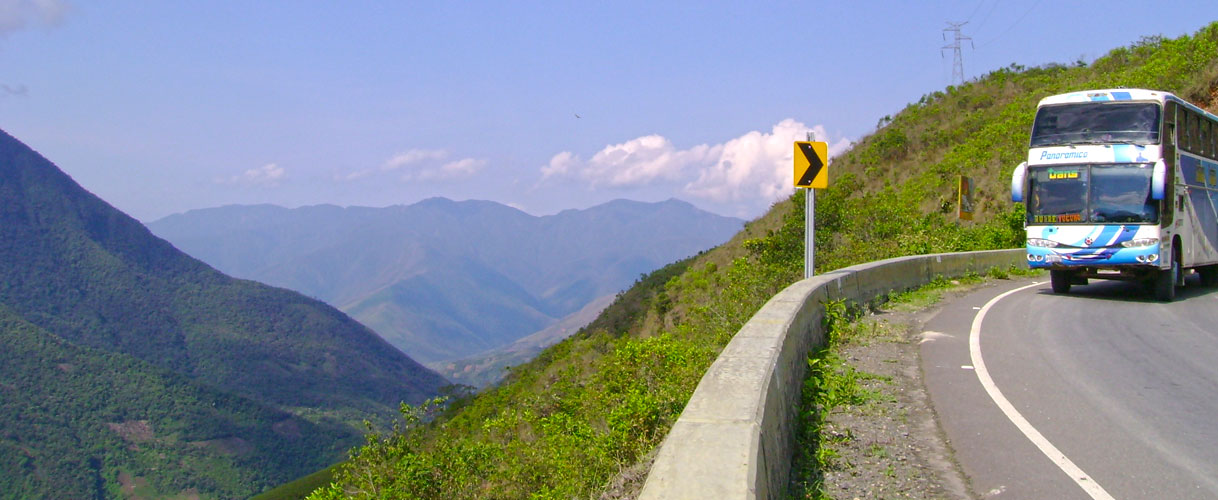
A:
969 282 1117 500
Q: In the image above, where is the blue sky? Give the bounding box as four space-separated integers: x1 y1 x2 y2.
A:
1 1 1214 221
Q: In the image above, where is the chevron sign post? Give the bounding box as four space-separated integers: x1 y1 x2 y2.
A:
794 139 828 279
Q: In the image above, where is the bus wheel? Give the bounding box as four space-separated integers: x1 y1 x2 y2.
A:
1050 270 1072 293
1199 265 1218 286
1154 258 1178 302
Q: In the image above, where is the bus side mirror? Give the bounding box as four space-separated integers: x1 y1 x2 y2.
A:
1011 162 1027 202
1152 159 1166 200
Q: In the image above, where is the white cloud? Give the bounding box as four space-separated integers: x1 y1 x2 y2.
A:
381 148 448 171
542 135 717 188
0 0 68 37
539 119 851 214
336 149 468 182
335 168 374 182
685 119 850 204
220 163 285 187
406 157 487 181
540 151 576 179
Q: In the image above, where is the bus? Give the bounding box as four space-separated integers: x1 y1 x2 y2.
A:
1011 88 1218 301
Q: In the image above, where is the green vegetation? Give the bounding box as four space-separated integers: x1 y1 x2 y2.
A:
307 22 1217 499
790 302 891 499
253 463 343 500
0 127 448 498
0 305 351 498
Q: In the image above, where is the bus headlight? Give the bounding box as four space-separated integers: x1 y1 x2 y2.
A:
1120 238 1159 248
1027 238 1059 248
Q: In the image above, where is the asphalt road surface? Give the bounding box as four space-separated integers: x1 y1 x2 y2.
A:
921 275 1218 499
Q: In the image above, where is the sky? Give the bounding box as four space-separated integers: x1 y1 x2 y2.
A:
0 1 1215 222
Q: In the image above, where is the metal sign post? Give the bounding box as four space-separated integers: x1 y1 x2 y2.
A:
806 179 814 279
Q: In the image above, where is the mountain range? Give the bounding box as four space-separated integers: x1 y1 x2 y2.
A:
148 197 743 373
0 128 447 498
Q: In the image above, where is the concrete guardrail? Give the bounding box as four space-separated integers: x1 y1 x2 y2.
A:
637 249 1026 499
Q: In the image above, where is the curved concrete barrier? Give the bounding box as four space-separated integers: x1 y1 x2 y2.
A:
637 249 1025 499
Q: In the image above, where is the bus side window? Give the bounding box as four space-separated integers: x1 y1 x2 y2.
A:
1210 119 1217 158
1180 110 1190 151
1193 112 1202 153
1208 119 1216 160
1187 112 1197 152
1203 120 1213 159
1165 102 1177 146
1202 119 1209 156
1202 119 1211 157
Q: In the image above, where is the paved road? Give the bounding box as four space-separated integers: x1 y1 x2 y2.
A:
921 276 1218 499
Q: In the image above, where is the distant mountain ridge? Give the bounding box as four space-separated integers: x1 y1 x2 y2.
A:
433 293 617 388
149 197 743 365
0 128 447 498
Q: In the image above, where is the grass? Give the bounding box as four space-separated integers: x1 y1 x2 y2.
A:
251 463 341 500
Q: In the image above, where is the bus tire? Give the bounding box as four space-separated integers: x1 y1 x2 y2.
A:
1050 270 1072 294
1154 258 1178 302
1200 265 1218 286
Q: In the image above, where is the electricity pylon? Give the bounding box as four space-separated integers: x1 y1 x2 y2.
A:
942 21 973 85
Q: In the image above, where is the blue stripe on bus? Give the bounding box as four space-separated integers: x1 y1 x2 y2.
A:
1069 225 1124 256
1111 91 1132 100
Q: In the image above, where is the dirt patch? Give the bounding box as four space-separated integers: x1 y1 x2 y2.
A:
118 471 153 500
172 488 202 500
598 447 658 499
272 418 303 439
107 420 154 443
188 436 253 456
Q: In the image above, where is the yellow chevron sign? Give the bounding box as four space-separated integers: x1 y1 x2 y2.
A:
793 141 828 189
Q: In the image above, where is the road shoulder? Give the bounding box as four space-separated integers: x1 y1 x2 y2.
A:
811 278 1036 499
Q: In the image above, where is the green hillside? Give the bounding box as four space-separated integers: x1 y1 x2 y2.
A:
0 305 354 498
304 23 1218 499
0 129 449 498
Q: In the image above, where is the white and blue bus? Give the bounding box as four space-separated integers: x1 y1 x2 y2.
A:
1011 88 1218 301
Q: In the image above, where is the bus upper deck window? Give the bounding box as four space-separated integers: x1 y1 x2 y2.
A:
1200 116 1209 155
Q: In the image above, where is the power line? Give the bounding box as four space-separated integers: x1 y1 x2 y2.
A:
973 0 1000 33
965 0 986 24
978 0 1045 47
942 21 974 85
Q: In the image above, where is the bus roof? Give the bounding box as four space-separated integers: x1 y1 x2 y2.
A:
1037 89 1169 106
1038 89 1218 119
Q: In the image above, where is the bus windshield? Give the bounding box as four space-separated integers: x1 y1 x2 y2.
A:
1030 102 1161 147
1027 164 1159 224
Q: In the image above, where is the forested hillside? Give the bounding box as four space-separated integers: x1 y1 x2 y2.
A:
304 22 1218 500
0 129 448 498
0 306 355 498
